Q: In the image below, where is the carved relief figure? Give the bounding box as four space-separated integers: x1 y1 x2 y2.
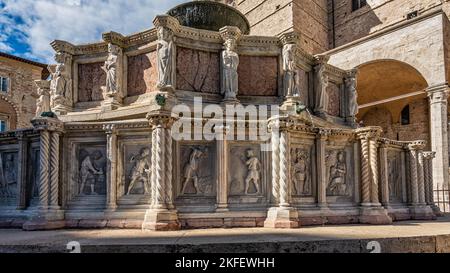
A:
79 150 104 195
292 149 310 195
102 43 121 95
181 148 206 195
283 44 299 97
49 52 72 106
36 85 51 117
315 65 329 114
0 154 17 198
156 27 174 89
244 149 261 195
327 151 347 196
222 39 239 100
346 76 358 117
127 148 151 195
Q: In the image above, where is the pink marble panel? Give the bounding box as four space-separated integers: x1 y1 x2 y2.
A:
238 55 278 96
327 82 341 117
127 51 158 97
78 62 106 102
176 47 220 93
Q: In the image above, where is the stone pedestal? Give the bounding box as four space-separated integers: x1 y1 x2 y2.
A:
264 207 299 228
409 205 435 220
359 207 392 225
142 209 180 231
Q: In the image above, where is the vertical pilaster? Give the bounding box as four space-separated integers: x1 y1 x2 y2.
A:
379 143 389 207
16 132 28 210
408 144 420 206
216 125 229 211
316 129 328 208
417 151 426 205
104 124 118 211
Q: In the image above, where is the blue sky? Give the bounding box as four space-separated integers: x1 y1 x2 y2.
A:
0 0 187 63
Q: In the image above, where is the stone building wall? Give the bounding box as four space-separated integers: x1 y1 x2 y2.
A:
0 55 47 130
330 0 442 48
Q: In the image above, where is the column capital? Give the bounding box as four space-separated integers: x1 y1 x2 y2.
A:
31 117 64 133
219 26 242 43
426 84 449 103
153 15 181 34
146 110 177 129
422 151 436 160
355 126 382 140
408 140 427 151
279 31 300 46
103 124 117 135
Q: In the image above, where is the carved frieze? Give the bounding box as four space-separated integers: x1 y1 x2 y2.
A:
77 146 106 195
229 145 263 196
179 144 215 197
291 147 312 196
325 150 349 196
125 146 152 196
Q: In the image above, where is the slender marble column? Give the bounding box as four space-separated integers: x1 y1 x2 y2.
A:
104 124 118 211
316 130 328 208
216 125 229 211
417 151 426 205
408 144 419 206
379 143 389 207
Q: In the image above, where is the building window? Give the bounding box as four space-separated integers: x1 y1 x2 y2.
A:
401 105 410 125
0 76 9 93
352 0 367 11
0 119 7 132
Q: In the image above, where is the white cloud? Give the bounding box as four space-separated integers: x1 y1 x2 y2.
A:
0 0 187 63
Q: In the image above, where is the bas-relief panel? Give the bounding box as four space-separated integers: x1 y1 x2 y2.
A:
325 148 353 200
178 144 216 198
0 151 18 205
238 56 278 96
388 150 403 202
122 145 152 196
327 82 341 117
78 62 106 102
228 145 265 198
127 52 158 96
75 145 107 196
28 148 40 206
290 147 313 197
176 47 220 93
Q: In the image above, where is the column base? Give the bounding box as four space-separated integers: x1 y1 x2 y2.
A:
264 207 299 229
22 209 65 231
431 205 444 217
359 206 392 225
142 209 180 231
409 205 436 220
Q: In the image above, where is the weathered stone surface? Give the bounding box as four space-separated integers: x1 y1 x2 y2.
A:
238 55 278 96
78 62 106 102
326 82 340 116
127 52 157 96
176 47 220 93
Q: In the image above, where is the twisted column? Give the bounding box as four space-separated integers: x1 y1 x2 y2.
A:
417 151 426 205
38 130 50 210
150 128 158 206
165 128 174 209
279 130 289 207
271 128 280 205
409 146 419 205
369 139 380 204
360 136 371 204
423 152 436 205
152 126 166 209
49 132 60 207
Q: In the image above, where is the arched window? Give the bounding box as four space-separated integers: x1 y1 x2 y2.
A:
401 105 410 125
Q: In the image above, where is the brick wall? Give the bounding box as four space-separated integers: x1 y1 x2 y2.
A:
0 56 45 129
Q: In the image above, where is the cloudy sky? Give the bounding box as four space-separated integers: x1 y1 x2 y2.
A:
0 0 187 63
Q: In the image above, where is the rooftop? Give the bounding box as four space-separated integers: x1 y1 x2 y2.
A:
0 51 49 80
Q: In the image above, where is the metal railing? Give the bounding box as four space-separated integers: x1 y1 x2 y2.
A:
434 185 450 213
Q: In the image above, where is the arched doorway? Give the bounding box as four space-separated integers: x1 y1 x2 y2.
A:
0 97 18 132
356 60 429 145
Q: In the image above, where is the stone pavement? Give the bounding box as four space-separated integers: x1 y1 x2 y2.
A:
1 216 450 253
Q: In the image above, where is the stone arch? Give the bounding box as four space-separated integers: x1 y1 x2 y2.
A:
0 95 19 130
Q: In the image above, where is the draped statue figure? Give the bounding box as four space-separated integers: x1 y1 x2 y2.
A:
283 44 299 97
222 39 239 100
49 52 72 107
156 27 175 90
346 75 358 117
102 43 121 95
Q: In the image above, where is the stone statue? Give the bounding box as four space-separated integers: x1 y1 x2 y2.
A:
181 148 205 195
244 149 261 195
156 27 174 90
102 43 121 95
222 39 239 100
315 64 329 114
292 150 310 195
79 151 104 195
49 52 72 107
283 44 299 97
127 148 151 195
327 151 347 196
35 84 51 117
346 76 358 117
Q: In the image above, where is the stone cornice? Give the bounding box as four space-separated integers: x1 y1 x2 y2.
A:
31 117 64 132
65 120 150 131
355 126 383 139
